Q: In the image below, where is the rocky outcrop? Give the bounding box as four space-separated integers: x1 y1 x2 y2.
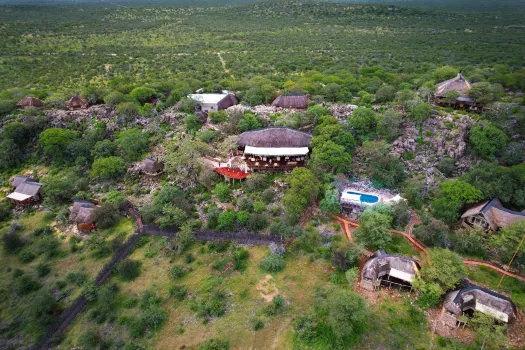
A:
391 114 476 190
329 104 358 122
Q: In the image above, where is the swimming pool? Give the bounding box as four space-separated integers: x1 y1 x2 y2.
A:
345 191 379 204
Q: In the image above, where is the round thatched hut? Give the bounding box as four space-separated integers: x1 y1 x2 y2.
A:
435 72 472 98
67 93 89 110
16 96 44 109
271 94 310 109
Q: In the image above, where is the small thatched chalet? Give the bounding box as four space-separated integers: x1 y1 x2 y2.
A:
7 179 42 207
461 198 525 232
70 200 97 231
237 127 312 171
361 250 420 291
139 157 164 176
434 72 481 111
271 94 309 109
188 91 238 113
16 96 44 109
442 281 517 326
67 93 89 110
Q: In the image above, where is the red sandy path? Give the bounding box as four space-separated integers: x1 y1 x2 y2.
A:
334 215 525 283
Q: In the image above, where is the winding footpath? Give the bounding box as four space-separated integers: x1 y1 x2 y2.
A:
334 215 525 283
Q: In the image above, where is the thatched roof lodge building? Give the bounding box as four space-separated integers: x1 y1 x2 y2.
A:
434 72 481 111
7 179 43 207
139 157 164 176
237 127 312 171
16 96 44 109
441 282 517 326
70 200 97 231
271 94 309 109
188 91 238 113
67 93 89 110
361 250 420 291
461 198 525 232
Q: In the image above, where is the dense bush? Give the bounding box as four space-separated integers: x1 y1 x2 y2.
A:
118 259 141 281
260 254 286 272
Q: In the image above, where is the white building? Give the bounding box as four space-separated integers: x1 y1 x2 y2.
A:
187 91 238 113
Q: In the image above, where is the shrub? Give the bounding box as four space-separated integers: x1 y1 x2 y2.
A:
67 271 88 286
35 263 51 277
198 338 230 350
253 319 264 331
252 200 266 213
246 213 268 231
118 259 141 281
264 295 287 316
208 240 230 253
169 264 186 279
208 110 228 124
2 226 24 253
18 249 36 263
236 210 249 226
90 156 126 180
197 130 216 143
233 248 250 271
261 188 275 203
214 183 231 202
0 200 12 222
194 289 228 319
169 285 187 301
33 235 60 257
218 210 236 231
15 275 41 295
260 254 286 272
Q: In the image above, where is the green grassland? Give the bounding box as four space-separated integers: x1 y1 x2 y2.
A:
0 0 524 92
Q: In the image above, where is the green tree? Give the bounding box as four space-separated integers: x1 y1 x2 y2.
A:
283 168 318 224
375 86 396 103
116 128 149 161
354 210 393 250
490 221 525 272
129 86 157 105
90 156 126 180
157 204 188 229
0 139 22 170
377 109 403 142
237 113 262 132
369 155 405 189
39 128 78 162
185 114 203 132
348 107 377 141
310 140 351 174
104 91 125 106
409 103 433 123
413 248 466 307
92 140 117 159
325 289 368 344
319 186 342 216
431 180 483 223
116 102 139 124
469 125 508 160
2 122 30 147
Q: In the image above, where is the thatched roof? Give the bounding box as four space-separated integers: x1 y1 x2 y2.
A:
271 94 309 109
13 181 42 196
16 96 44 108
10 175 29 188
69 200 96 215
443 282 517 323
461 198 525 231
140 157 164 174
361 250 420 283
435 73 472 98
238 127 312 148
67 93 88 109
75 206 96 224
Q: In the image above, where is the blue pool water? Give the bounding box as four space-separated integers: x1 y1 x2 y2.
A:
347 191 379 204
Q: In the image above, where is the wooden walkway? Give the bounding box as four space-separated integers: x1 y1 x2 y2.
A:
334 215 525 283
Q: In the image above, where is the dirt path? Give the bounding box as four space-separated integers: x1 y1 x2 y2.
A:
217 52 235 79
333 216 525 283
